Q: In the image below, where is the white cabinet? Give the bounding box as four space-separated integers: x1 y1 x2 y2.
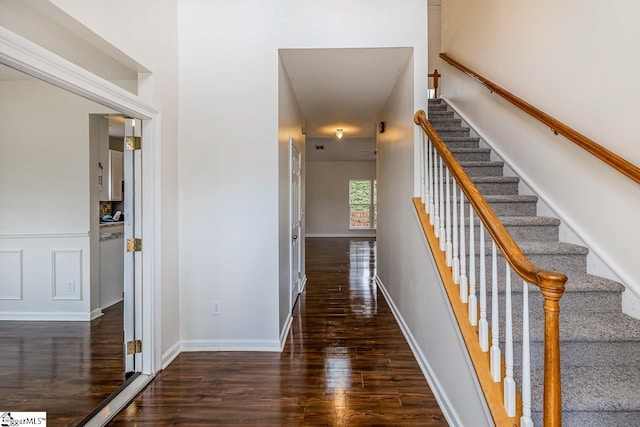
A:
100 149 123 201
99 224 124 309
108 150 123 201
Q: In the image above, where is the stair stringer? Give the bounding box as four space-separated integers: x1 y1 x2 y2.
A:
440 97 640 319
412 197 519 427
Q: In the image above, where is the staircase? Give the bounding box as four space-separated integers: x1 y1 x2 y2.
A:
427 98 640 426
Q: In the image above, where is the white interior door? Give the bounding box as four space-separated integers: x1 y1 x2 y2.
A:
123 117 143 374
290 139 302 310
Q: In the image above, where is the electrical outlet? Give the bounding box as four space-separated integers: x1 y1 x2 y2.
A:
67 280 75 292
212 300 221 315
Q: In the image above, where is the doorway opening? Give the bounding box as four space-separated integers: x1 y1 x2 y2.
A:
0 28 161 425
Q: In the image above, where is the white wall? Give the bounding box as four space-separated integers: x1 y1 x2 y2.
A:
441 0 640 296
278 54 306 339
175 0 436 350
0 79 113 320
376 50 491 425
48 0 181 357
306 161 376 237
427 1 442 77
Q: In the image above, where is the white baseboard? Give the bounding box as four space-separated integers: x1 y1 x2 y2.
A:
162 336 285 370
306 233 376 238
161 341 182 369
0 311 95 321
101 298 124 311
180 339 282 352
375 275 463 427
280 312 293 351
90 308 104 320
300 275 308 293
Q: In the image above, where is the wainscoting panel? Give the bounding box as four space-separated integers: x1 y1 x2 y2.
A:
51 249 83 300
0 249 23 300
0 232 91 320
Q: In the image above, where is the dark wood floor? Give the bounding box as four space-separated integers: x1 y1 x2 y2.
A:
111 238 447 426
0 302 125 426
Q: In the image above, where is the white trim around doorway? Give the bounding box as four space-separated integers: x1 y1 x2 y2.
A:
0 25 163 377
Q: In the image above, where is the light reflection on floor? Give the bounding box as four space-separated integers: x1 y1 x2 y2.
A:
348 239 378 317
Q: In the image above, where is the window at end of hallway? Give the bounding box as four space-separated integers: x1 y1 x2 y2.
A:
349 180 376 229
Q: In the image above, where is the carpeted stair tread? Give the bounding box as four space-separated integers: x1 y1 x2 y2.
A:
432 124 465 131
514 340 640 368
471 176 520 184
435 127 470 136
518 310 640 342
529 366 640 412
427 105 448 112
470 176 521 195
504 241 587 272
449 147 492 161
449 147 491 155
564 272 625 293
468 215 559 234
551 411 640 427
483 194 537 204
430 117 462 125
428 112 455 120
476 215 560 242
496 216 560 227
517 241 589 256
460 160 504 166
439 136 480 146
494 272 624 294
487 272 623 315
440 136 479 142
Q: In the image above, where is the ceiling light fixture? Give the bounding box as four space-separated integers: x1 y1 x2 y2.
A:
336 128 344 140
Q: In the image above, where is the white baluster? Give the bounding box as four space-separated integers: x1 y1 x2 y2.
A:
521 280 533 427
479 223 489 352
459 189 468 303
433 153 440 234
424 136 430 210
445 169 452 265
439 157 446 249
452 180 460 285
428 143 435 221
468 208 477 325
504 264 516 417
490 241 501 381
420 133 426 205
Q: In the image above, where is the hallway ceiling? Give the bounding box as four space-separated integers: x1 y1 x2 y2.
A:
2 45 414 144
280 47 412 139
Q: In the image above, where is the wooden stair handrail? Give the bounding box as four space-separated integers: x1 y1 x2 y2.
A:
439 53 640 186
415 110 566 426
415 111 566 287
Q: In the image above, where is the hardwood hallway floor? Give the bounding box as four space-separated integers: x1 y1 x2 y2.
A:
111 237 447 426
0 302 125 426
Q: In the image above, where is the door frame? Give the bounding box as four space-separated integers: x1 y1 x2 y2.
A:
0 26 162 376
290 138 302 310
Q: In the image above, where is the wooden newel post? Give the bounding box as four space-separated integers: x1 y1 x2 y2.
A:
539 272 567 427
428 69 441 99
